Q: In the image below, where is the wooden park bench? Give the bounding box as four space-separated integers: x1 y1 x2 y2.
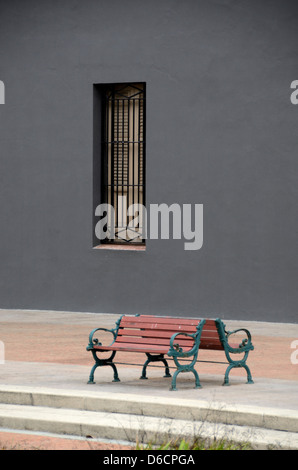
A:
86 314 254 391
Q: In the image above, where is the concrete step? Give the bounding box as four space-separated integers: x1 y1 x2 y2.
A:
1 402 298 449
1 385 298 433
0 385 298 449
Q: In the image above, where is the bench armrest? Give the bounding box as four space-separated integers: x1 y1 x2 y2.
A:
86 314 126 351
225 328 254 353
168 332 198 358
86 327 117 351
216 319 254 354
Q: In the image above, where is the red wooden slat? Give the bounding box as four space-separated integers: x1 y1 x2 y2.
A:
94 342 236 352
118 330 220 341
202 324 218 331
117 329 189 338
200 338 222 346
121 317 218 333
121 318 203 328
119 322 198 333
135 315 216 328
120 319 188 328
116 330 198 344
115 336 194 347
201 334 221 340
133 316 203 325
118 329 198 340
119 330 188 339
199 344 224 350
94 343 171 354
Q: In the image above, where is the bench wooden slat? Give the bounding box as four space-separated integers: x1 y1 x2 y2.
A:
93 340 234 352
120 319 205 329
119 322 200 333
201 332 223 340
200 342 224 350
121 317 218 332
118 328 198 337
94 342 220 353
115 336 195 347
136 315 216 327
117 329 192 338
200 339 238 350
117 328 220 341
117 332 198 343
133 315 204 325
94 343 171 354
95 338 229 351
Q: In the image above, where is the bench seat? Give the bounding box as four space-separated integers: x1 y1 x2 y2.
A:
87 314 254 390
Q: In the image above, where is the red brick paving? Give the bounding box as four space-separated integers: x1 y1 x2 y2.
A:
1 322 297 381
0 432 134 450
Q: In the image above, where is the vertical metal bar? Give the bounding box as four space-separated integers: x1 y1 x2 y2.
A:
104 92 107 207
106 93 109 211
116 97 119 239
133 97 135 213
138 96 141 209
142 86 146 242
127 97 130 222
100 88 108 243
106 97 109 208
108 96 111 240
111 90 115 226
122 98 125 232
139 95 143 241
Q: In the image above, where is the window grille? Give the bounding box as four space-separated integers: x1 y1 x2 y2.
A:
102 83 146 244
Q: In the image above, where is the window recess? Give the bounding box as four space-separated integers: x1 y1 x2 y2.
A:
102 83 146 245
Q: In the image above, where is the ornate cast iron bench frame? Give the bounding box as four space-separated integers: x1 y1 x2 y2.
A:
86 314 254 391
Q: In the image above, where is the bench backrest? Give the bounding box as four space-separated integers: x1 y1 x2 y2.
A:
115 315 224 351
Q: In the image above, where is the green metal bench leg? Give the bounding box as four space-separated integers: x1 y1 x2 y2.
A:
110 362 120 382
244 364 254 384
223 363 254 386
192 368 202 389
170 369 180 391
170 368 201 391
87 362 99 384
140 354 171 380
223 364 233 386
87 350 120 384
162 358 172 378
140 359 149 380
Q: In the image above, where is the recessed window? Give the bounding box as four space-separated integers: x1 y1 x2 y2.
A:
94 82 146 247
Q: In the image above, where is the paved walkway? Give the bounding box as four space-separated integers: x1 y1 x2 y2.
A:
0 309 297 450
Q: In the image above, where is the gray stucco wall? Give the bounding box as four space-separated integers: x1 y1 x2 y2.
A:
0 0 298 323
